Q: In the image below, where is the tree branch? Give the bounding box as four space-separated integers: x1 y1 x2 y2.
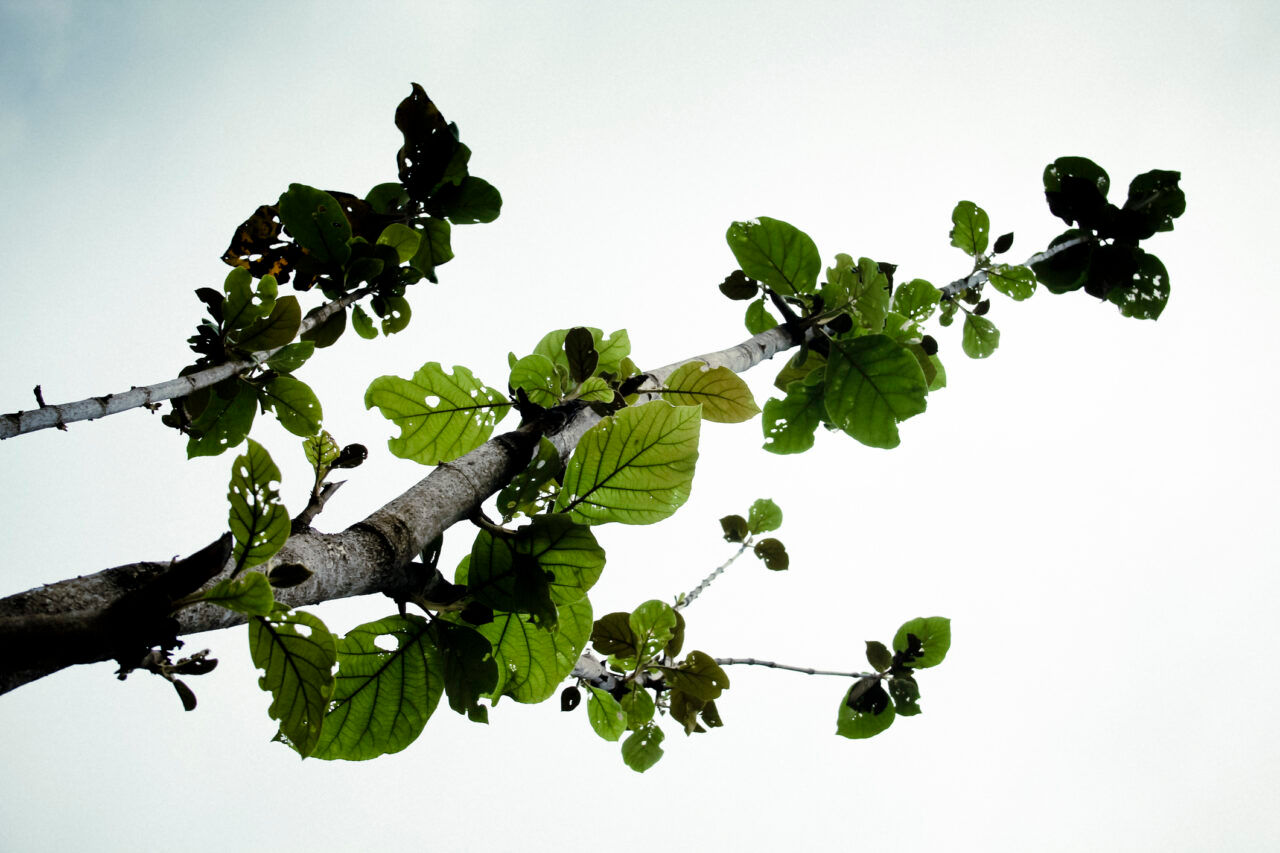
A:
715 658 873 679
939 236 1091 300
0 287 372 440
0 324 805 694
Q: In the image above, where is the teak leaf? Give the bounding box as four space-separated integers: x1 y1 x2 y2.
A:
364 362 510 465
227 439 289 572
661 362 760 423
824 335 928 449
250 608 337 758
725 217 820 297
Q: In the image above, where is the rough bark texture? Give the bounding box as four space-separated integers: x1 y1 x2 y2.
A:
0 324 803 694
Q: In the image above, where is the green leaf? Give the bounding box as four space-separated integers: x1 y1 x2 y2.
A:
376 295 411 336
630 599 678 660
661 362 760 423
467 529 558 630
725 217 820 297
364 362 511 465
564 327 599 385
409 217 453 282
591 612 640 663
1044 157 1111 229
434 621 499 720
962 314 1000 359
303 430 341 472
744 298 778 334
311 615 444 761
249 608 337 758
376 222 422 263
892 616 951 668
555 401 701 525
826 255 891 333
621 684 656 729
351 304 378 339
1121 169 1185 238
621 722 665 772
720 514 749 543
824 335 928 449
221 267 259 332
228 439 289 571
865 640 893 672
987 264 1037 301
519 514 606 605
1031 230 1094 293
300 305 346 348
836 680 896 739
366 182 410 214
889 674 922 716
187 379 258 458
260 376 323 437
891 278 942 324
473 596 592 703
753 537 788 571
747 498 782 534
265 341 316 374
773 350 825 392
196 572 275 616
434 175 502 224
586 686 627 741
575 377 615 404
234 294 302 353
496 436 561 521
532 328 630 381
278 184 352 266
1106 249 1169 320
509 353 562 407
667 650 729 701
950 201 990 256
762 375 825 454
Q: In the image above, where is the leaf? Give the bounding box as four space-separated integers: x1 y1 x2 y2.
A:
265 341 316 374
300 305 347 348
378 295 412 335
197 572 275 616
747 498 782 534
351 304 378 339
744 298 778 334
892 616 951 668
267 563 313 589
364 362 511 465
725 217 821 296
303 430 341 472
496 436 561 521
950 201 990 256
621 722 665 772
187 379 258 458
826 255 891 333
260 376 323 437
376 222 422 263
227 439 290 571
661 362 760 423
467 530 558 630
434 621 499 719
586 686 627 741
564 327 599 385
987 264 1037 301
720 514 749 543
889 674 922 716
1106 249 1169 320
630 599 678 660
278 184 352 266
311 615 444 761
249 608 337 758
234 294 302 353
433 175 503 224
836 680 896 739
865 640 893 672
962 314 1000 359
532 327 630 381
395 83 465 204
591 612 640 662
221 267 259 332
555 401 701 525
753 537 788 570
621 684 656 729
575 377 615 404
824 334 928 449
773 350 825 392
667 650 729 701
519 514 606 605
1120 169 1185 238
473 596 592 703
762 375 825 455
891 278 941 324
409 217 453 282
1044 156 1111 230
993 231 1014 254
719 269 758 300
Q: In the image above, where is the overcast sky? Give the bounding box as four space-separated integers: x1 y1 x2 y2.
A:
1 1 1277 851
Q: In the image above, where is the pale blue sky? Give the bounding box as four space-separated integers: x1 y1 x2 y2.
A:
1 2 1277 850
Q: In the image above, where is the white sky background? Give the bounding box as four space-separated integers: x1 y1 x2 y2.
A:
0 1 1276 850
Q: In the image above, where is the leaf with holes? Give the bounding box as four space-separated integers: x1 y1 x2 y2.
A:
196 571 275 616
311 615 444 761
533 327 631 381
471 596 593 704
824 335 928 449
892 616 951 668
762 373 826 455
249 608 337 758
278 184 352 266
187 379 258 458
227 439 289 572
962 314 1000 359
364 362 511 465
747 498 782 534
666 651 730 702
621 723 665 772
586 686 627 742
555 401 701 525
950 200 990 257
259 375 323 437
987 264 1036 301
661 362 760 423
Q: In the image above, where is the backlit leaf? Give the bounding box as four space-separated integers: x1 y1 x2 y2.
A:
962 314 1000 359
762 375 825 454
197 571 275 616
586 686 627 741
473 596 592 704
227 439 289 571
260 376 323 437
825 335 928 449
278 184 352 266
726 217 820 296
250 608 337 758
987 264 1036 301
892 616 951 668
187 379 258 458
950 201 990 256
621 723 665 772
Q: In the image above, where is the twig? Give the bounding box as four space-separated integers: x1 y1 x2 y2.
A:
939 235 1092 300
676 541 750 610
0 286 373 440
715 657 873 679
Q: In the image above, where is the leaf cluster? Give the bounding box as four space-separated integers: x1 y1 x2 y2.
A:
837 616 951 740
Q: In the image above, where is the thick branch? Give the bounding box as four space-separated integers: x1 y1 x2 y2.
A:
0 324 804 693
0 288 371 440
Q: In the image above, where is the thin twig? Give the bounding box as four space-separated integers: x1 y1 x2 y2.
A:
677 541 750 610
939 235 1092 300
715 657 873 679
0 286 373 440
